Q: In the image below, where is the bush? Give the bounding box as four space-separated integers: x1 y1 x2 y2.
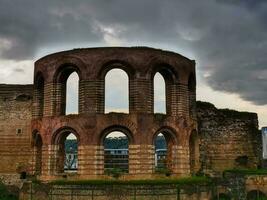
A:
0 182 18 200
104 168 124 179
155 167 172 177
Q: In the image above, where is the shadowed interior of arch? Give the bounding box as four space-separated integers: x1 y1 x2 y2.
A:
103 131 129 173
154 133 167 170
105 68 129 113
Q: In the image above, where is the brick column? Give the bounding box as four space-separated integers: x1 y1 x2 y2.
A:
129 144 154 175
81 80 104 114
166 83 178 116
78 145 104 176
129 78 153 114
189 89 196 120
40 144 53 177
172 145 190 176
32 88 44 119
44 83 56 117
177 84 189 119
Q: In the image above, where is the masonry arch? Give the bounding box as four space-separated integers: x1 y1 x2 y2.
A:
105 68 129 113
100 126 134 174
34 72 44 117
189 130 199 174
98 61 135 114
54 64 81 115
32 130 43 175
153 127 178 172
152 65 178 115
52 127 80 174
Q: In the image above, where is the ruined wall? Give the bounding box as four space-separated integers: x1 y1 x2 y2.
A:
0 84 33 175
197 101 262 173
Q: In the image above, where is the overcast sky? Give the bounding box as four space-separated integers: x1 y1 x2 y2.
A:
0 0 266 128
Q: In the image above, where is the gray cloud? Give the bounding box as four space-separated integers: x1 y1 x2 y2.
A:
0 0 266 105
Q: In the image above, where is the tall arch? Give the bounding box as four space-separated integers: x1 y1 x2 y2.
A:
54 65 81 115
66 72 79 114
154 73 166 114
34 72 44 118
153 127 178 172
52 127 79 174
100 126 134 174
152 65 178 115
105 68 129 113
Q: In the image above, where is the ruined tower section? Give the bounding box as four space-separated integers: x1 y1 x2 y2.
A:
31 47 198 180
197 101 261 174
0 84 33 180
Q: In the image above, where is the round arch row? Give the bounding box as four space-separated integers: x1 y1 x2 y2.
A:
33 62 196 117
32 126 199 177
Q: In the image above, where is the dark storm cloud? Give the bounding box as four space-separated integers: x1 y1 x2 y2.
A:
0 0 266 105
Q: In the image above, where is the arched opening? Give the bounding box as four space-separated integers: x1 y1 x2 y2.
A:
188 73 196 117
66 72 79 114
105 69 129 113
33 132 43 175
189 130 199 174
54 131 78 173
154 73 166 114
35 73 44 117
103 131 129 173
247 190 266 200
152 66 177 115
153 129 177 173
55 65 80 115
154 133 167 169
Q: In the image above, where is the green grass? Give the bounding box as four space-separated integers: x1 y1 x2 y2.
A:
224 169 267 175
50 176 211 186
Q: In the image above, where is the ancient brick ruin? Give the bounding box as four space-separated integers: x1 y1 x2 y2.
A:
0 47 261 182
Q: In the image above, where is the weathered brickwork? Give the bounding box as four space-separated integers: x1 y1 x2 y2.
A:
0 84 33 174
197 101 261 174
0 47 262 183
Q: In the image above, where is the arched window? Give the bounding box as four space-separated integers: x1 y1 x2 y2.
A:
55 65 80 116
154 133 167 169
105 69 129 113
153 129 176 173
66 72 79 114
103 131 129 173
154 73 166 114
54 131 78 173
64 133 78 172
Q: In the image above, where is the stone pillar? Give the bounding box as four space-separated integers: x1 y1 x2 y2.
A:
129 78 153 114
129 144 154 175
172 145 190 176
32 88 44 119
78 145 104 176
41 144 53 177
166 83 178 116
177 84 189 119
44 83 56 117
81 80 104 114
189 89 196 120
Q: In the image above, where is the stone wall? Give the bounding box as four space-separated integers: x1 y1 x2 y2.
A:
0 84 33 175
197 101 262 174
